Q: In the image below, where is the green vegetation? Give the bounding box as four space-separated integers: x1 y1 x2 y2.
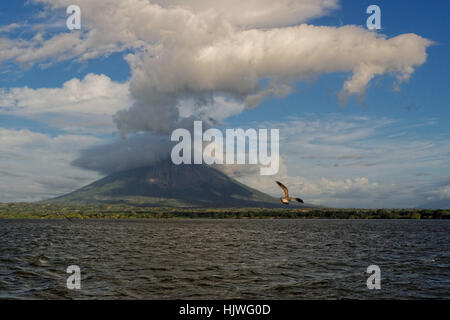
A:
0 203 449 219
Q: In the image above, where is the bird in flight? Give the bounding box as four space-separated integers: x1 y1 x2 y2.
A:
276 181 304 205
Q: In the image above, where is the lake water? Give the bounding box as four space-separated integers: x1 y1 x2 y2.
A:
0 219 449 299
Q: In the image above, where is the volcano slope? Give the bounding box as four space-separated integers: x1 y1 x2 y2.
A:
49 161 298 208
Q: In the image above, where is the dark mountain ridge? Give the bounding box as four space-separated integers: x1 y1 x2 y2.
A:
50 161 309 208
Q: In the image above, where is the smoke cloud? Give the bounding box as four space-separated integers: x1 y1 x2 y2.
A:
72 133 172 175
12 0 432 173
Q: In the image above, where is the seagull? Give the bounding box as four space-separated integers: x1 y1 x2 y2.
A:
276 181 304 205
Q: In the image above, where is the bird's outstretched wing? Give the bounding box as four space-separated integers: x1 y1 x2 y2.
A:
276 181 289 197
293 198 304 203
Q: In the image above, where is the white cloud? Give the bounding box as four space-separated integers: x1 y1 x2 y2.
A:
153 0 339 28
116 24 431 135
0 0 432 136
220 158 382 208
427 185 450 201
0 73 132 133
0 23 20 33
218 115 450 208
0 128 101 202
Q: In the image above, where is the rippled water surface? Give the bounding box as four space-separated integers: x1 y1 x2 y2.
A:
0 219 449 299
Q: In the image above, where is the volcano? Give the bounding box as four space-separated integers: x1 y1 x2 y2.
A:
49 161 291 207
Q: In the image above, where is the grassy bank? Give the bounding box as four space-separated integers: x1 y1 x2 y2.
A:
0 203 449 219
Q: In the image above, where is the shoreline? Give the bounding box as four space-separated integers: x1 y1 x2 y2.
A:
1 203 449 219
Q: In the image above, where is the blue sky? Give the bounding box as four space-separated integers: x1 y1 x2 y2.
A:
0 0 449 207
